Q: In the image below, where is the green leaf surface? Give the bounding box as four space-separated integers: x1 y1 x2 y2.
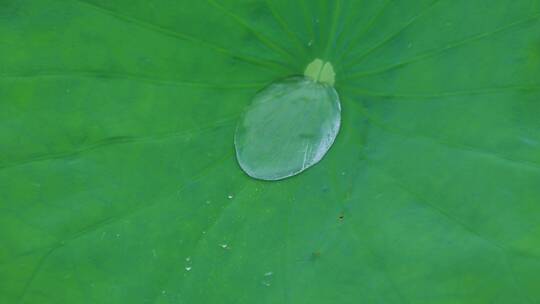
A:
1 0 540 303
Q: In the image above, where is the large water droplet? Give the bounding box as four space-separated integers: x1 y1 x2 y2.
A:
235 59 341 181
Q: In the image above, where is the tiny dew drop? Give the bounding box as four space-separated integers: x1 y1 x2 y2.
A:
234 58 341 181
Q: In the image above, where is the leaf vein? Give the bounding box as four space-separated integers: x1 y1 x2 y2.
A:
344 13 540 80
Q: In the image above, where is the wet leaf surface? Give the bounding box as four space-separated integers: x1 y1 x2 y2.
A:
1 0 540 303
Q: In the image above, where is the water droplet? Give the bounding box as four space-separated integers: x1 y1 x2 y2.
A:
220 244 229 249
227 195 233 199
185 266 192 271
161 290 166 295
264 271 273 276
262 281 271 287
308 39 313 47
186 257 191 262
235 59 340 181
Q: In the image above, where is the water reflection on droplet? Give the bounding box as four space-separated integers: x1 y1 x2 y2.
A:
262 271 274 287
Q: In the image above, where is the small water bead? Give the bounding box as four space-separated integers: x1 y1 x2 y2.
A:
234 59 340 180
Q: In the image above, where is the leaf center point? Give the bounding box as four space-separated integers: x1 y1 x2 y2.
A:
304 58 336 86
